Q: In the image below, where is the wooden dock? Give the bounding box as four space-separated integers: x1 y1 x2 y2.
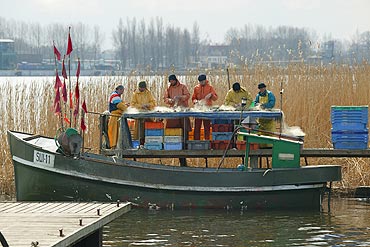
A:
0 201 131 247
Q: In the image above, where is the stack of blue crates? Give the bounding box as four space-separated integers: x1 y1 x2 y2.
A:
144 122 164 150
331 106 368 149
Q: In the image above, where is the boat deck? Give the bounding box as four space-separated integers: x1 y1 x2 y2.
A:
10 131 370 159
0 201 131 247
105 148 370 158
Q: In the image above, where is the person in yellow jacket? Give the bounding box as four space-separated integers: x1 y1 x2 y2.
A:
108 85 129 149
224 82 253 109
130 81 156 143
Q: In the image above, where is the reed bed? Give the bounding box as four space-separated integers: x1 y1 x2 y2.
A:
1 63 370 196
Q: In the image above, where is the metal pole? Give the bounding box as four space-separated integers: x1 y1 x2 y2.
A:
279 81 284 136
226 66 231 90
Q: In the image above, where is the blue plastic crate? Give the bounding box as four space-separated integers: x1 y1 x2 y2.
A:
144 142 163 150
331 106 368 123
145 129 164 136
212 131 234 141
331 130 368 149
331 130 368 141
164 142 183 150
332 121 367 131
212 119 232 124
131 140 140 149
333 141 368 149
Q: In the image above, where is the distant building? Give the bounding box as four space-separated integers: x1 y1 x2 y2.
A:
0 39 16 69
198 45 229 68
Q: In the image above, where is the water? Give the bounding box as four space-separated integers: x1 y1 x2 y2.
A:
103 198 370 246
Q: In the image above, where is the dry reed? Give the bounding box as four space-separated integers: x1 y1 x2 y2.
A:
1 63 370 196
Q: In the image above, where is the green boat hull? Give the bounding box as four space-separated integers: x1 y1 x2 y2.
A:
8 130 341 210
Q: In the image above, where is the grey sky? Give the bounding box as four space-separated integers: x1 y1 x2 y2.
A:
1 0 369 49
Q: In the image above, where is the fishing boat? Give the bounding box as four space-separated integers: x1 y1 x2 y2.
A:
7 109 341 210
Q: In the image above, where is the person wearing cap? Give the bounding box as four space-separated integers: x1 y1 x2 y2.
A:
107 85 130 148
164 74 190 108
254 82 276 109
131 81 156 111
164 74 191 166
191 74 218 140
224 82 252 108
254 82 276 146
131 81 156 144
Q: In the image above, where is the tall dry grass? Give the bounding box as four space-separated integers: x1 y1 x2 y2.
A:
1 63 370 196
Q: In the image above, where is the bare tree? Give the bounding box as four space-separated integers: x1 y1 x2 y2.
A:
112 18 127 69
93 25 104 67
191 22 200 62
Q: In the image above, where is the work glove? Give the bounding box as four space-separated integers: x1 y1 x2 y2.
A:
205 93 213 100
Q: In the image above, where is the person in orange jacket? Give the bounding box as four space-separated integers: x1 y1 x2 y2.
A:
191 74 218 140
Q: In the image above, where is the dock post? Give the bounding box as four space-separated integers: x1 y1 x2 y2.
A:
0 231 9 247
328 181 332 213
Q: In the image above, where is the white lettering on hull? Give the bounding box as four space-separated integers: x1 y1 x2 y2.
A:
33 150 55 167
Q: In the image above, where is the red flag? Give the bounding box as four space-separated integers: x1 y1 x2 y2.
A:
66 27 73 56
54 101 61 115
54 88 61 107
82 100 87 113
62 82 67 103
54 72 62 89
76 59 80 78
75 81 80 100
69 91 73 109
64 114 71 125
62 59 67 79
80 116 86 131
53 43 61 61
73 100 79 117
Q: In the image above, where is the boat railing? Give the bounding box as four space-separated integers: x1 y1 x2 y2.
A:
96 109 283 160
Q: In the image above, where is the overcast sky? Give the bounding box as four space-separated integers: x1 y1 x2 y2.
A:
1 0 369 48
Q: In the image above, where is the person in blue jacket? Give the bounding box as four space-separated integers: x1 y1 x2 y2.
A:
254 82 276 109
254 82 276 146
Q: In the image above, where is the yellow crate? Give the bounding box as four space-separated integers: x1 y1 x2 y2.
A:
164 128 183 136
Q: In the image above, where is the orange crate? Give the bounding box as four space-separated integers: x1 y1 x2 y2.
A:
145 121 164 129
189 127 213 140
211 140 232 150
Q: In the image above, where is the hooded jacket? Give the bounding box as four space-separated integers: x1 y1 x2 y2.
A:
131 88 156 110
191 81 218 106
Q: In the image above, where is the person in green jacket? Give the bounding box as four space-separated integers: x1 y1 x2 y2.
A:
224 82 252 108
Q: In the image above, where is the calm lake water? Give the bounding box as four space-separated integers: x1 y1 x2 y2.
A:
102 197 370 247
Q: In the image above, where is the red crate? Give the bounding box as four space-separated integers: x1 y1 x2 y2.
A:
212 124 233 132
236 141 259 150
211 140 233 150
144 121 164 129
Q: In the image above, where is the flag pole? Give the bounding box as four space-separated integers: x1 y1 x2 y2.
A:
61 56 69 126
68 27 72 127
74 58 81 128
53 41 64 130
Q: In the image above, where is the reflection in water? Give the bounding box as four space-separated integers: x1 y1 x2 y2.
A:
103 198 370 246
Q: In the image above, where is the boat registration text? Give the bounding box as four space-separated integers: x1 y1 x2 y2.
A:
33 150 55 167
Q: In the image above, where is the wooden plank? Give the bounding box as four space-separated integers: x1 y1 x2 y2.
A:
0 202 23 212
0 202 131 247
